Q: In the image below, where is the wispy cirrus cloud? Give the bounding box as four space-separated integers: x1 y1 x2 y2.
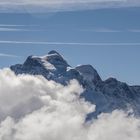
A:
0 53 19 58
0 24 37 27
80 27 140 33
80 28 122 33
0 24 40 32
0 27 31 32
0 0 140 13
0 40 140 46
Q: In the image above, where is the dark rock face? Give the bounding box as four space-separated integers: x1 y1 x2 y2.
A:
76 64 102 86
10 50 140 117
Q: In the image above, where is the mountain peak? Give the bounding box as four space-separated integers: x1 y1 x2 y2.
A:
45 51 69 71
23 55 42 67
76 64 102 85
10 50 140 117
48 50 61 56
10 51 70 79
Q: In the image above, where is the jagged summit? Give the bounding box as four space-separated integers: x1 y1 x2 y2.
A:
10 50 71 82
76 64 102 85
10 50 140 118
23 55 42 67
44 51 69 71
48 50 61 56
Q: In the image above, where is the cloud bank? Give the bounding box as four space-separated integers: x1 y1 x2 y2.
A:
0 68 140 140
0 0 140 13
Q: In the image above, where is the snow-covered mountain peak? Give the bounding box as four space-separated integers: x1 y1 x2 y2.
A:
43 51 69 71
48 50 61 56
10 51 72 84
23 55 42 67
10 50 140 118
76 64 102 85
21 50 70 72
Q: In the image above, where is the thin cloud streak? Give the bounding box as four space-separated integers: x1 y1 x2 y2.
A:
0 0 140 13
0 28 32 32
0 24 38 27
1 27 140 33
80 28 122 33
0 53 20 58
80 28 140 33
0 40 140 46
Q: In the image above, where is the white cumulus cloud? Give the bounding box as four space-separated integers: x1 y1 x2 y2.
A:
0 68 140 140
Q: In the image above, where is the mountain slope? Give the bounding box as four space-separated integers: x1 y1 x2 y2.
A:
10 50 140 118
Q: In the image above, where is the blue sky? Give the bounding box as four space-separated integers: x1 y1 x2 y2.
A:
0 1 140 85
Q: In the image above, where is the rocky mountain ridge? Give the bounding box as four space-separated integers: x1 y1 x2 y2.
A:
10 50 140 118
